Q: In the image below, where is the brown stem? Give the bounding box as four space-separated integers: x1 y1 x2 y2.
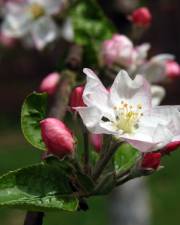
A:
23 212 44 225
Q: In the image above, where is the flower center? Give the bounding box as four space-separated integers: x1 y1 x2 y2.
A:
29 3 45 20
113 101 143 134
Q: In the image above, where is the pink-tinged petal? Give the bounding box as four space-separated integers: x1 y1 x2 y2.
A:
138 54 174 83
83 68 114 120
70 86 85 109
151 85 165 106
110 70 152 112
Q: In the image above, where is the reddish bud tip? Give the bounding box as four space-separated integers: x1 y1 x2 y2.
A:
130 7 152 27
69 86 85 109
141 152 161 170
166 61 180 78
40 118 75 157
39 72 60 95
90 134 103 153
0 33 16 48
163 141 180 155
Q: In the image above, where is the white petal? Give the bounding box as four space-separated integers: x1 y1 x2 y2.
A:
61 18 74 42
110 70 152 112
83 68 114 120
36 0 63 15
151 54 174 63
30 16 58 50
1 3 32 37
75 106 102 133
151 85 165 106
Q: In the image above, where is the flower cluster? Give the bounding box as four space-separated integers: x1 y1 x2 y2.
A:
0 0 74 49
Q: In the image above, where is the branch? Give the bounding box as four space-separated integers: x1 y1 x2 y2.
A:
23 212 44 225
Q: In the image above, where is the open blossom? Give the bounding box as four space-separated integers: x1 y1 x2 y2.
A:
76 68 180 152
1 0 72 50
101 34 150 70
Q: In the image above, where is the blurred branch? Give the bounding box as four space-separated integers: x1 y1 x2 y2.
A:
23 212 44 225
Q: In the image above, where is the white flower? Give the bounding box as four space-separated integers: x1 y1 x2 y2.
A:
76 68 180 152
1 0 67 49
151 85 165 107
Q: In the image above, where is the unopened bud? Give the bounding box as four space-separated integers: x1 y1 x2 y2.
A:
70 86 85 109
39 72 60 95
0 33 16 48
90 134 103 153
162 141 180 155
166 61 180 78
141 152 161 170
130 7 152 27
40 118 75 157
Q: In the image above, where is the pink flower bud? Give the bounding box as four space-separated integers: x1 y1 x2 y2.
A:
0 33 16 48
90 134 103 153
162 141 180 155
141 152 161 170
130 7 152 27
166 61 180 78
40 118 75 157
39 72 60 95
69 86 85 109
101 34 133 66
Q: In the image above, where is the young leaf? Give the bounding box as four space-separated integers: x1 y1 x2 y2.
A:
114 143 140 174
21 92 47 151
0 159 78 212
70 0 116 65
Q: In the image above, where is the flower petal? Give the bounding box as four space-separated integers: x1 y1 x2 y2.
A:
30 16 58 50
82 68 114 120
110 70 152 112
1 3 32 37
151 85 165 106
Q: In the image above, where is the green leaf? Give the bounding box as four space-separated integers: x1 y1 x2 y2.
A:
114 143 140 174
21 92 47 151
70 0 115 65
0 159 78 212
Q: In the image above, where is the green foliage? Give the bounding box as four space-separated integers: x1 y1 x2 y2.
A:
70 0 116 66
0 158 78 212
21 92 47 151
114 143 140 174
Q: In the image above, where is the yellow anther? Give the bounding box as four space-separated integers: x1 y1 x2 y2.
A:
29 3 45 19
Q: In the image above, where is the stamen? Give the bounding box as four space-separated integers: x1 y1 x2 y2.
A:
29 3 45 19
113 101 143 134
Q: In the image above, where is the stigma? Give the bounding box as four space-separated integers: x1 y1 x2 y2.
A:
113 101 143 134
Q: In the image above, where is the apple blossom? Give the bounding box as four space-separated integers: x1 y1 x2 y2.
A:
39 72 60 95
76 68 180 152
151 85 165 107
101 34 150 71
1 0 66 50
40 118 75 157
130 7 152 27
